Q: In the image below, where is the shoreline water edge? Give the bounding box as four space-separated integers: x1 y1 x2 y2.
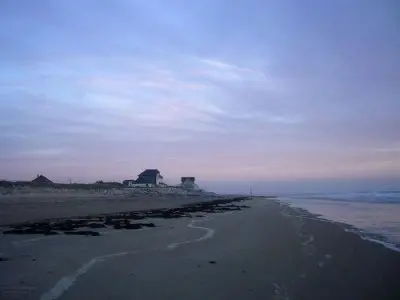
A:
277 192 400 252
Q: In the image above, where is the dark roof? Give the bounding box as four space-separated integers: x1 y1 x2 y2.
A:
32 175 53 185
181 177 195 182
138 169 161 176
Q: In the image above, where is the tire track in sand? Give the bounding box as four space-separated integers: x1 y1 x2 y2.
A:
40 218 216 300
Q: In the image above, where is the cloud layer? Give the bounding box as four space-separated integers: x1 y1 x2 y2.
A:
0 0 399 189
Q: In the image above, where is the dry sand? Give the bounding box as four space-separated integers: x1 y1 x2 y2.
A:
0 188 219 226
0 197 399 300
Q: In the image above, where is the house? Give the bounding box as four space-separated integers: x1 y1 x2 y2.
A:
181 177 196 190
123 180 136 187
31 174 53 186
136 169 163 186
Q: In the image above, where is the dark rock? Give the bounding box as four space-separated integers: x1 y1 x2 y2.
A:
209 261 217 264
131 215 146 220
3 229 24 234
162 214 183 219
3 229 58 235
124 223 142 230
104 217 115 226
64 231 100 236
52 223 75 231
3 196 252 235
86 223 106 229
116 222 155 230
141 223 155 228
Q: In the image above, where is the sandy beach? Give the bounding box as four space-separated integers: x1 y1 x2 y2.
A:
0 188 219 226
0 196 399 300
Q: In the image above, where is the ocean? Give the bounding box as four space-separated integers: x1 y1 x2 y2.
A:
278 191 400 251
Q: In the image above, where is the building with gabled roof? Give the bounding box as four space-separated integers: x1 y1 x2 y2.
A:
136 169 163 186
31 174 53 186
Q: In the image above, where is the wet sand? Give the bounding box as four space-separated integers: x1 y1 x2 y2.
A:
0 197 399 300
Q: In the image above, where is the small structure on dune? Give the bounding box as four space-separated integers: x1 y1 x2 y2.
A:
0 180 14 188
181 177 197 190
95 181 122 187
31 174 53 186
122 180 136 187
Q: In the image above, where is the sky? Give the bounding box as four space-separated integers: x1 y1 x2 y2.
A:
0 0 399 193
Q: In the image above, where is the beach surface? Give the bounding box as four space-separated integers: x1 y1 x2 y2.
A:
0 188 218 226
0 196 399 300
